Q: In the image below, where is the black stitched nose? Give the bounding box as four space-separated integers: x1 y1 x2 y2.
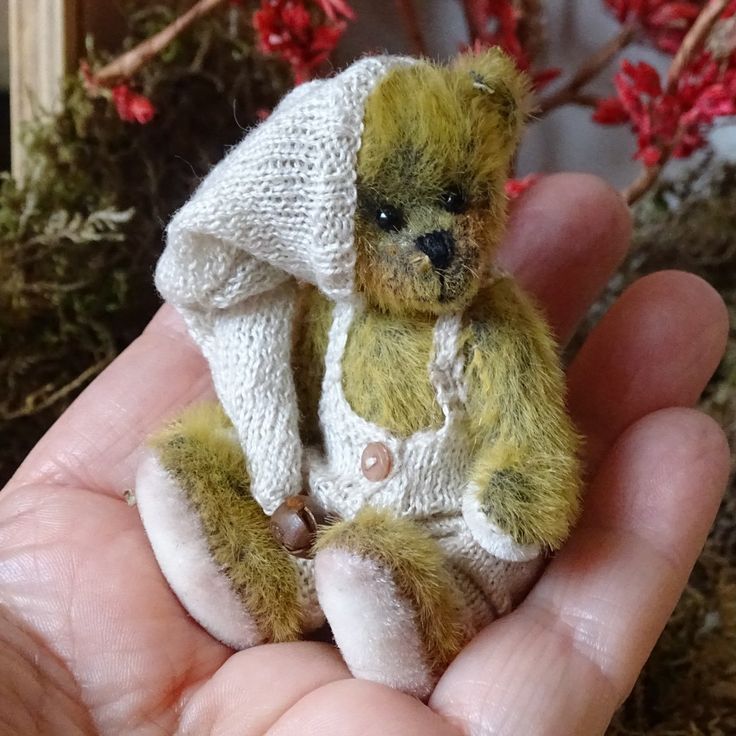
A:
415 230 455 271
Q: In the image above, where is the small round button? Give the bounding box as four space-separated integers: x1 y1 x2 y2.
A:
269 495 325 558
361 442 392 482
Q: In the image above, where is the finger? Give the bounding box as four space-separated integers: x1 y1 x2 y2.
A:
432 408 730 736
179 643 351 735
568 270 729 472
266 679 459 736
499 173 631 344
8 306 213 496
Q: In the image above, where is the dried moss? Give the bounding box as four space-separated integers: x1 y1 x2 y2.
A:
593 164 736 735
0 2 290 482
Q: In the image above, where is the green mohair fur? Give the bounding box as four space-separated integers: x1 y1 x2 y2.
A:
294 284 443 440
354 49 530 317
315 507 465 673
151 402 301 642
295 286 444 438
341 305 444 438
461 278 582 549
357 49 530 208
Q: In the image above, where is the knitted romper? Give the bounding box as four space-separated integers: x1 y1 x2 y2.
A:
299 297 544 636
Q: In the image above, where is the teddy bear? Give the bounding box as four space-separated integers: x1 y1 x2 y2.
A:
135 49 582 700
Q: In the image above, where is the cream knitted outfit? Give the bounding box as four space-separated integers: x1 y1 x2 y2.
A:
309 295 542 629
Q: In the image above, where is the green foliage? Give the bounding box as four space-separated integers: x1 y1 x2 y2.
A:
0 2 290 481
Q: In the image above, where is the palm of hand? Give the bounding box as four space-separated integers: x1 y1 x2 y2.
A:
0 175 729 736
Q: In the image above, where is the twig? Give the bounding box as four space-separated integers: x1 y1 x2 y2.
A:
0 357 112 420
538 23 635 115
622 153 667 206
665 0 730 92
570 92 601 108
93 0 228 87
396 0 427 56
623 0 730 205
460 0 486 43
514 0 547 65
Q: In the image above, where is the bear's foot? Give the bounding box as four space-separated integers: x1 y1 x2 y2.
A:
136 402 322 648
314 508 467 700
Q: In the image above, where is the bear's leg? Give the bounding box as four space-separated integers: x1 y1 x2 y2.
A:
135 402 322 649
313 508 467 700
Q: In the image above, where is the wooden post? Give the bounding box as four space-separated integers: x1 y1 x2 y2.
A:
9 0 81 177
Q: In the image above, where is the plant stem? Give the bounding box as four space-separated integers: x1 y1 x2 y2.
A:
396 0 427 56
623 0 730 205
622 156 665 206
666 0 730 92
1 356 112 420
460 0 485 44
538 23 635 115
567 92 601 108
94 0 228 87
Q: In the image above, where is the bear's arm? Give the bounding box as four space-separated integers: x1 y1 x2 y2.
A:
461 277 582 558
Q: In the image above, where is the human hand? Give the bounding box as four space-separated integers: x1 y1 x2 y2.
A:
1 173 729 735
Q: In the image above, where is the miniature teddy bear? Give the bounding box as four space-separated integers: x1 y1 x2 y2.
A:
135 49 582 700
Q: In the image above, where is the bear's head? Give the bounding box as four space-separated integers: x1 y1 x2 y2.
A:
354 50 530 316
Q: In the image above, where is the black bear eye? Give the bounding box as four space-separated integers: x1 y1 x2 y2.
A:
375 204 405 232
440 186 469 214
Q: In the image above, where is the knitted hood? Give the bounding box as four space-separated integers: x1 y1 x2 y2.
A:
157 55 414 308
154 56 414 514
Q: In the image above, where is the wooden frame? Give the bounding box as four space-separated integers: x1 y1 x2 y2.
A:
9 0 81 177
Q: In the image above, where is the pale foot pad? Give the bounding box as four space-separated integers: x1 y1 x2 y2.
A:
315 548 433 699
135 450 263 649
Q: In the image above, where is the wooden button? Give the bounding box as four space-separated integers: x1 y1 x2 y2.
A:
361 442 392 482
269 495 325 558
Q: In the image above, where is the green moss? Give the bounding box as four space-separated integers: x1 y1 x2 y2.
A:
0 1 290 483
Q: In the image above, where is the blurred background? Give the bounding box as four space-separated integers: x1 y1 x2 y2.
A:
0 2 734 733
0 3 10 171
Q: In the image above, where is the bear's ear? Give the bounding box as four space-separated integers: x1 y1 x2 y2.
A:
451 47 533 148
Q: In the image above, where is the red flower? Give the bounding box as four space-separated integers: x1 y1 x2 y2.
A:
505 174 541 199
314 0 355 21
112 85 156 124
605 0 703 53
253 0 351 83
594 50 736 165
592 96 630 123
